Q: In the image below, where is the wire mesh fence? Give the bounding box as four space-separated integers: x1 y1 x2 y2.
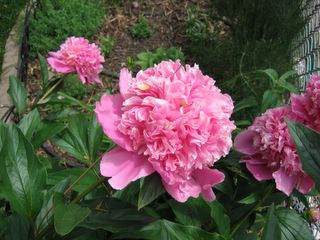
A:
293 0 320 91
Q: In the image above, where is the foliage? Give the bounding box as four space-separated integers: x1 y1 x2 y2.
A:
98 35 114 56
0 0 26 74
130 16 153 39
29 0 104 58
130 47 185 70
185 0 304 105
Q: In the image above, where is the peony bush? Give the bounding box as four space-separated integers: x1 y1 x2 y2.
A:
0 37 319 239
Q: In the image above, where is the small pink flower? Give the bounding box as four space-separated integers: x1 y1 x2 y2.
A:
310 207 320 222
291 75 320 132
47 37 105 85
95 60 236 202
234 106 314 196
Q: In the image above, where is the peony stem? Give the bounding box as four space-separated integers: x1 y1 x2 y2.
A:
38 76 65 104
57 91 93 111
230 184 274 237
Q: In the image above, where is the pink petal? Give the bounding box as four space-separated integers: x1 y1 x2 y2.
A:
234 130 257 155
246 162 273 181
290 94 308 121
95 94 133 151
297 174 314 194
273 168 296 195
193 168 225 201
162 180 201 203
100 147 154 190
119 68 131 98
47 57 74 73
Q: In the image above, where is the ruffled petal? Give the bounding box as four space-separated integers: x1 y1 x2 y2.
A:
95 94 133 151
100 147 154 189
234 130 257 155
119 68 131 98
245 156 273 181
193 168 225 201
47 57 74 73
273 168 296 195
297 174 314 194
162 179 201 203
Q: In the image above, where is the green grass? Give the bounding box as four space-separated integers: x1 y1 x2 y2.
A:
0 0 26 74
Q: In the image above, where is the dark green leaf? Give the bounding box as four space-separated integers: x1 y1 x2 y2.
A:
237 193 258 205
54 203 91 236
258 69 278 83
18 109 41 140
276 81 298 94
260 90 281 113
7 75 27 116
113 219 224 240
208 201 231 238
168 198 210 227
80 198 154 233
87 114 103 161
278 70 297 83
3 214 30 240
262 204 281 240
48 168 96 193
276 208 313 240
0 125 46 218
234 97 258 114
138 174 165 210
287 121 320 191
38 53 49 88
32 122 65 148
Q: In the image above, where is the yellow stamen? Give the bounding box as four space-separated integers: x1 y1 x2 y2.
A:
137 83 150 91
180 100 188 107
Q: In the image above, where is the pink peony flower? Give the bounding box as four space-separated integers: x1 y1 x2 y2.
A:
95 60 236 202
291 75 320 132
234 106 314 196
47 37 105 85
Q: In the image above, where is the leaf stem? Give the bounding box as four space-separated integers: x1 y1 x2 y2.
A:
57 91 93 111
230 184 274 237
38 76 65 104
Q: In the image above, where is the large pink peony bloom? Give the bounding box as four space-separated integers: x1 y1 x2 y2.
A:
234 106 314 195
95 60 236 202
47 37 105 85
291 75 320 132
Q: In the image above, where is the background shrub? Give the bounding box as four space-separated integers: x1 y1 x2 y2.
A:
29 0 104 58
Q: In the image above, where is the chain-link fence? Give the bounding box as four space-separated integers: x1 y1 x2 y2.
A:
293 0 320 91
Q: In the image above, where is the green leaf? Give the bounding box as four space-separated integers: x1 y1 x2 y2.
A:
3 214 31 240
0 125 46 218
113 219 225 240
7 75 28 116
276 81 298 94
169 198 210 227
31 122 65 148
48 168 96 193
138 174 165 210
233 96 258 114
276 208 313 240
36 178 70 232
0 122 7 151
260 90 281 113
262 204 281 240
287 121 320 191
18 109 41 140
80 198 154 233
258 69 279 83
237 193 258 205
87 114 103 161
208 201 231 238
278 70 297 83
38 53 49 88
54 202 91 236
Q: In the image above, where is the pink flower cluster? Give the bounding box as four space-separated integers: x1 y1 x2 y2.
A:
235 76 320 196
234 106 314 195
291 75 320 132
47 37 105 85
95 60 236 202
